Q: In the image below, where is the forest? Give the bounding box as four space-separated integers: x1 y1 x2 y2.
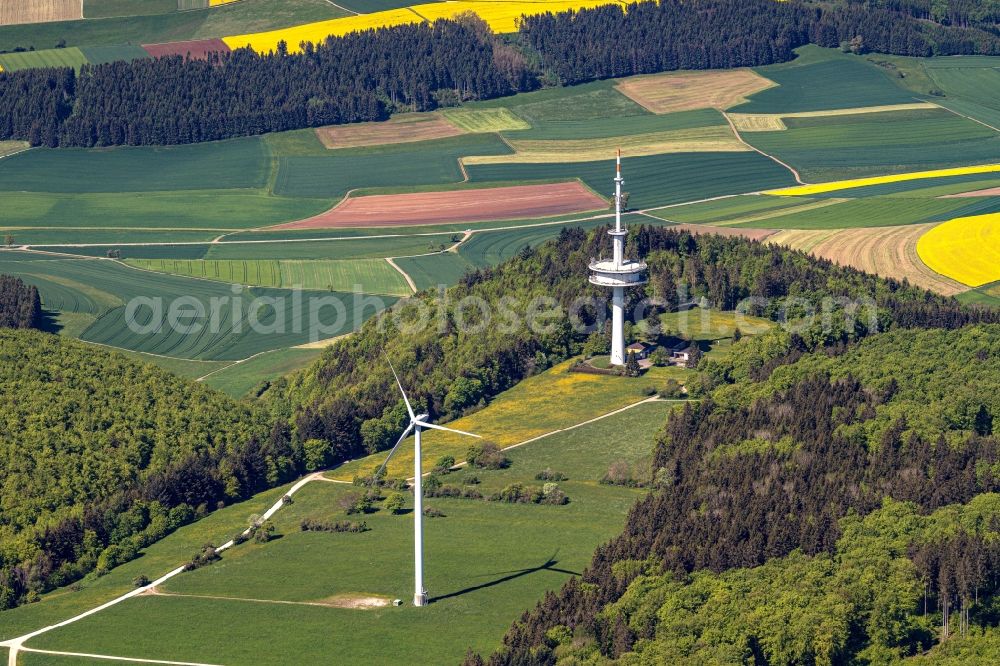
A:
471 325 1000 664
3 0 1000 147
0 330 300 610
0 274 41 330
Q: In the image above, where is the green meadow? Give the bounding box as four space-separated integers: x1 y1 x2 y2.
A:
201 346 324 397
21 401 673 664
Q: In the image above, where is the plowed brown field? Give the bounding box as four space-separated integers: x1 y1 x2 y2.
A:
276 182 608 229
143 39 231 60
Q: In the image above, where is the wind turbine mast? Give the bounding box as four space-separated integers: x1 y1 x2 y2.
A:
378 361 481 606
588 151 648 365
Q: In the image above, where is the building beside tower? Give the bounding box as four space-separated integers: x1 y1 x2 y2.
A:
588 151 648 366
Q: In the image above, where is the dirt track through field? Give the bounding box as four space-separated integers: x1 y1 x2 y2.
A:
275 182 609 229
616 69 775 114
806 223 967 295
316 114 465 149
0 0 81 25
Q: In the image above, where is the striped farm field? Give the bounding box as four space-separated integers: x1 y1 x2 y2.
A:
0 0 81 26
392 252 474 290
767 228 842 254
766 163 1000 197
730 196 980 230
127 257 412 295
916 213 1000 287
0 47 88 72
464 126 746 164
315 114 463 150
439 108 529 133
616 69 775 114
796 223 967 295
223 0 621 53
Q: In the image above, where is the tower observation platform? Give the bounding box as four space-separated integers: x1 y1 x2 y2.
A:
588 151 648 366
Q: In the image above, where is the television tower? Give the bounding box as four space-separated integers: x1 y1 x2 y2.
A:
589 151 648 365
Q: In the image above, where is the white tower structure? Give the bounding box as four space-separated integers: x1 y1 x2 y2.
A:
589 151 648 366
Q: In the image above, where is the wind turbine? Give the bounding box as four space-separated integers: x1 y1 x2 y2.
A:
376 361 481 607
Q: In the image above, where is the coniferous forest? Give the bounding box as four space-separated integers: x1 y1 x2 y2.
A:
0 275 41 330
2 0 1000 147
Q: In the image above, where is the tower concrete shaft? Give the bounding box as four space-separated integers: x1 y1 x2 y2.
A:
413 426 427 607
589 151 648 366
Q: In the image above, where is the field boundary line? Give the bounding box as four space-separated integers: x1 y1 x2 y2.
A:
929 100 1000 133
721 111 803 184
1 473 325 666
385 257 418 293
17 647 221 666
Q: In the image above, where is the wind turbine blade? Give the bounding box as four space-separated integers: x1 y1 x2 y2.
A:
373 423 414 480
386 358 415 421
414 420 482 439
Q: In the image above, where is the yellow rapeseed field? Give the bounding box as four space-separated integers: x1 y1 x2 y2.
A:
223 0 625 53
209 0 241 5
765 164 1000 196
916 213 1000 287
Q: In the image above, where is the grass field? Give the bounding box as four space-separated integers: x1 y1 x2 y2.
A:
85 0 176 18
464 125 747 164
743 108 1000 181
0 138 268 193
653 193 821 225
208 234 459 260
916 213 1000 287
14 400 670 664
512 108 726 141
0 190 331 231
440 107 529 133
331 359 683 480
0 252 386 359
475 79 650 124
0 0 346 51
273 133 512 198
735 46 915 114
393 252 475 290
201 346 323 396
467 151 798 209
128 257 412 295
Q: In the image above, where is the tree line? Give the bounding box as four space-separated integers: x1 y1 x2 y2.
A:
0 274 41 330
519 0 1000 85
3 1 1000 147
471 324 1000 663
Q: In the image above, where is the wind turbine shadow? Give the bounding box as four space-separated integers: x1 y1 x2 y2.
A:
429 552 581 604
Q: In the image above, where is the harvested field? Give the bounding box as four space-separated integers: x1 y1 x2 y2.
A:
808 223 967 295
276 182 608 229
142 38 231 59
0 0 82 26
729 114 787 132
440 108 529 133
616 69 775 114
316 114 463 150
463 126 747 165
668 223 776 241
767 228 844 253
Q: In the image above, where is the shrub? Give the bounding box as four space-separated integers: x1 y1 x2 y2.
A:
184 543 220 571
541 483 568 505
535 468 566 481
384 493 406 514
252 520 275 544
133 575 150 588
493 483 531 503
423 475 443 492
659 378 684 399
467 441 510 469
433 455 456 474
300 518 370 533
423 507 445 518
462 474 480 485
282 494 293 505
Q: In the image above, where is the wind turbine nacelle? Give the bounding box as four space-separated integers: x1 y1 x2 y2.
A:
415 414 430 423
